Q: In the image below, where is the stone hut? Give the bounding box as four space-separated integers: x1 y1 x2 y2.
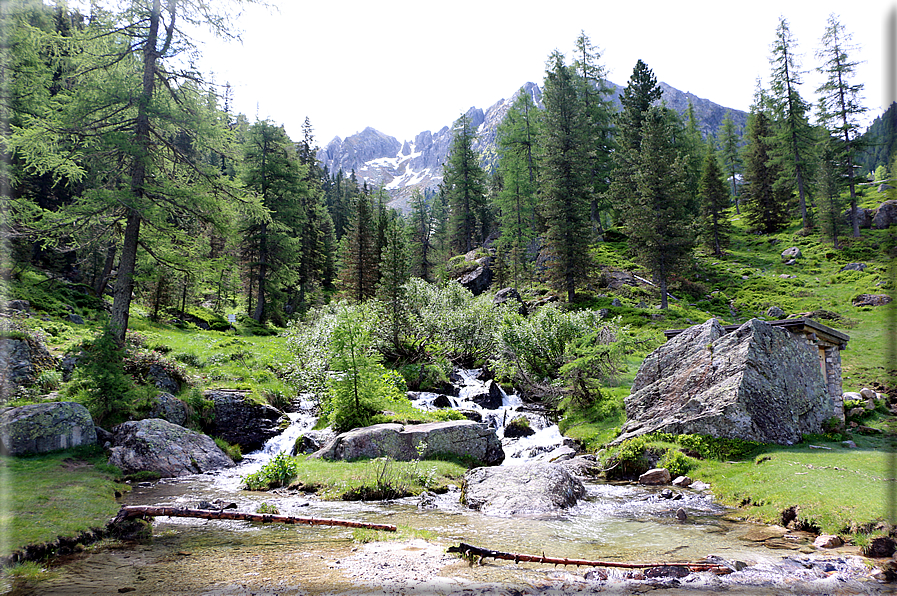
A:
664 317 850 420
615 317 850 446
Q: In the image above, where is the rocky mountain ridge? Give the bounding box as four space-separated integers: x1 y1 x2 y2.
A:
317 80 746 213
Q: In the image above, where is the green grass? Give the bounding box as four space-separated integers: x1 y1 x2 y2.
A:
0 446 125 556
691 435 893 535
351 525 437 544
253 455 470 501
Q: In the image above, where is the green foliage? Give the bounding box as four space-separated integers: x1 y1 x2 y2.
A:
242 452 299 490
255 502 279 514
73 329 156 426
214 437 243 463
658 449 696 478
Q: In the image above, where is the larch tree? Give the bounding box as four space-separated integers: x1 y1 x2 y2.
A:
495 86 542 287
816 13 867 237
443 113 488 254
8 0 263 346
768 16 815 230
377 213 409 355
539 50 593 303
717 111 743 212
626 105 694 309
814 130 847 248
338 191 379 302
407 190 435 282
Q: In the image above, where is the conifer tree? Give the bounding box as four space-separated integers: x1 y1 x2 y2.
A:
717 111 743 211
495 87 542 287
539 50 593 302
626 106 694 308
681 101 706 214
407 190 435 282
815 131 847 248
241 120 305 322
377 214 409 354
816 14 867 237
610 59 663 225
768 17 814 229
741 101 792 233
338 192 379 302
443 113 488 254
698 141 732 257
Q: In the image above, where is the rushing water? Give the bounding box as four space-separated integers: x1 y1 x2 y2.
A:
9 372 883 595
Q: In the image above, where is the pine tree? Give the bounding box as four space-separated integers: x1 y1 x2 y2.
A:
717 111 743 211
681 101 706 214
768 17 815 230
626 106 694 309
816 14 867 237
377 214 409 354
240 120 304 322
610 59 663 226
539 50 593 302
338 192 379 302
815 131 847 248
741 103 792 233
407 190 435 282
443 113 488 254
698 141 732 257
495 87 541 287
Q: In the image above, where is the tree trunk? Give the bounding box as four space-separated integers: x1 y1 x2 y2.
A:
110 210 141 345
92 241 117 297
113 506 397 532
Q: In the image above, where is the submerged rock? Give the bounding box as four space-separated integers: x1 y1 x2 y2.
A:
461 462 585 515
617 318 835 445
309 420 504 466
0 402 96 456
108 418 233 477
204 389 286 453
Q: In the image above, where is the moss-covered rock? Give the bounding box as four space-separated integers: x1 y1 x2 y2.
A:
0 402 96 456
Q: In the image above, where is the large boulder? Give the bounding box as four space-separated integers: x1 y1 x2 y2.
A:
872 200 897 229
204 389 286 453
0 335 57 398
461 463 585 515
0 402 96 456
310 420 504 466
108 418 233 477
844 207 874 229
617 318 834 445
147 391 189 426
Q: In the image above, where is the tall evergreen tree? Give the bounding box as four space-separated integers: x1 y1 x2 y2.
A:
698 140 732 257
539 50 593 302
625 106 694 308
240 120 304 322
681 101 706 213
717 111 743 212
338 192 379 302
407 190 435 282
768 17 815 230
495 87 542 287
443 113 488 254
610 59 663 225
816 13 867 237
815 131 847 248
377 214 409 354
741 102 792 233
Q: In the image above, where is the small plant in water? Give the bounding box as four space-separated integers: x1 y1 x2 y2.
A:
241 452 298 490
255 502 279 515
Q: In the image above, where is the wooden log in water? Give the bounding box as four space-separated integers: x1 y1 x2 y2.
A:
446 542 733 574
113 505 397 532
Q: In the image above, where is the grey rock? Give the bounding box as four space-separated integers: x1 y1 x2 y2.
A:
842 440 858 448
108 418 233 477
672 475 694 487
204 389 286 453
457 259 493 296
310 420 504 466
766 306 786 319
860 388 878 400
781 247 802 259
842 391 863 402
466 380 504 410
67 313 84 325
0 336 56 397
639 468 671 485
461 462 585 515
291 428 336 455
676 508 688 521
852 294 893 307
872 200 897 229
503 416 535 439
840 263 866 272
147 392 189 426
493 287 527 315
814 534 843 549
844 206 874 229
617 318 835 445
5 300 31 312
147 363 180 395
784 258 797 266
611 298 622 307
0 402 96 456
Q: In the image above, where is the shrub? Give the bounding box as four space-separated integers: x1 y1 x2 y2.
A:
214 437 243 463
242 452 298 490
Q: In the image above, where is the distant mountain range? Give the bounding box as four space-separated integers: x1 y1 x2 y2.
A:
317 80 748 213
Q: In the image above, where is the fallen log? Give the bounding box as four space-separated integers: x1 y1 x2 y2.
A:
446 542 733 574
113 505 397 532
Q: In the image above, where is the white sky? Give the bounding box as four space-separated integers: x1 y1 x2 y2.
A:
190 0 895 145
